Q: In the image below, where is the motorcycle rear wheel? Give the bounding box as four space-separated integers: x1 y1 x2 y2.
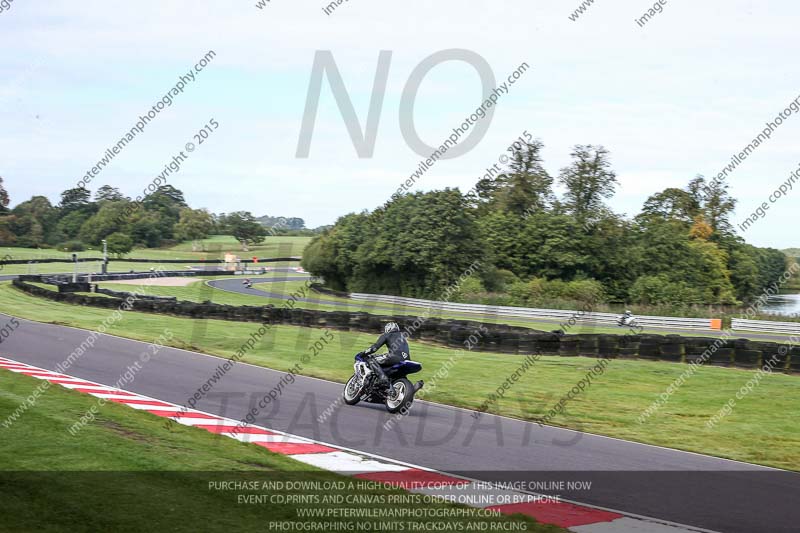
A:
385 378 414 414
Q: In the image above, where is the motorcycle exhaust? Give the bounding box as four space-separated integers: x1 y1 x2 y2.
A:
413 380 424 393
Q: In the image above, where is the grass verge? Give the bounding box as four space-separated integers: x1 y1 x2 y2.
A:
0 370 555 532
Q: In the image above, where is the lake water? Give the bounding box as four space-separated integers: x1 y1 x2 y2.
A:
761 292 800 317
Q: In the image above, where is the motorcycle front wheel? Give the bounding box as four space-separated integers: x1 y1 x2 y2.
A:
343 374 363 405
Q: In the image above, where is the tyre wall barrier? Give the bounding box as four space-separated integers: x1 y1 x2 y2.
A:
94 287 177 302
10 278 798 373
58 282 91 293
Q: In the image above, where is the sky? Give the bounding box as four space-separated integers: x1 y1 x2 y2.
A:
0 0 798 249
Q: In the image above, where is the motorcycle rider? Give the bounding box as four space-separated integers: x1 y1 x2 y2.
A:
357 322 410 388
620 310 633 326
243 278 252 288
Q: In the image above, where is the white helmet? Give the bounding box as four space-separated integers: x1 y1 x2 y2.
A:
384 322 399 334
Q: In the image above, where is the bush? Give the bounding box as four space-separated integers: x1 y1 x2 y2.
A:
449 275 485 301
629 275 705 305
106 232 134 257
507 280 533 305
480 268 519 292
58 240 86 252
561 279 606 303
503 278 606 307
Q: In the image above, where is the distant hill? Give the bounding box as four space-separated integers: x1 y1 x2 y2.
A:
256 215 305 230
783 248 800 258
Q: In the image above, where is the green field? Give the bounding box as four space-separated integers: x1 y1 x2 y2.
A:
166 235 311 256
1 282 798 471
0 370 552 533
0 236 311 275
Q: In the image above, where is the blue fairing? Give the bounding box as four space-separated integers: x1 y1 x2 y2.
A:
385 361 422 378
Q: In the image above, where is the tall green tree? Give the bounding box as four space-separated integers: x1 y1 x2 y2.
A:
95 185 126 203
492 140 555 216
638 187 700 227
59 187 92 213
141 185 187 240
351 189 485 297
304 190 485 298
0 176 9 214
224 211 265 251
0 177 13 244
302 212 373 291
127 211 166 248
632 220 738 305
105 232 134 257
10 196 57 247
174 208 213 251
698 175 737 236
558 145 618 224
54 210 92 241
77 201 130 245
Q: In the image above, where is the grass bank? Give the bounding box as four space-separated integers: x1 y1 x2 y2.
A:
0 370 552 532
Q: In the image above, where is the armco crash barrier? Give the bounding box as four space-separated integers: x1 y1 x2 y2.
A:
732 317 800 335
345 289 723 331
11 278 799 373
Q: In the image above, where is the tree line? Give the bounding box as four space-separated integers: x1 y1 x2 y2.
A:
0 179 305 255
302 141 791 307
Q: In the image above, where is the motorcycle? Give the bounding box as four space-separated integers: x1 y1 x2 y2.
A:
342 353 424 414
617 314 638 328
242 279 253 289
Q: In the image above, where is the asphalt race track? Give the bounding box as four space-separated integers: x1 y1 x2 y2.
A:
210 276 796 342
1 312 798 532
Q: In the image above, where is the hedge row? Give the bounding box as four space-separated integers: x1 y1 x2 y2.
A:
12 279 799 373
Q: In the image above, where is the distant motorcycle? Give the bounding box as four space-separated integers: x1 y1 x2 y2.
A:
343 353 424 414
242 279 253 289
617 313 638 328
